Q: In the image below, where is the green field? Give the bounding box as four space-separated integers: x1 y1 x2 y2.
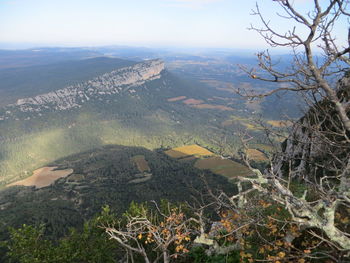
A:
164 144 214 159
194 156 253 179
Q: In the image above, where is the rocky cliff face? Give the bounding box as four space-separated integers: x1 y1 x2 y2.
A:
272 74 350 179
0 59 164 119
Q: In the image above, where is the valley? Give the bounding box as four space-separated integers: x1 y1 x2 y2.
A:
1 0 348 261
0 53 285 187
0 48 292 254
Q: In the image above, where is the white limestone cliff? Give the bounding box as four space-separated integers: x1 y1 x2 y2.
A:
9 59 164 113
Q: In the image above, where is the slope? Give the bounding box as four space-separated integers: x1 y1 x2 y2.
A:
0 59 247 185
0 145 235 239
0 56 136 107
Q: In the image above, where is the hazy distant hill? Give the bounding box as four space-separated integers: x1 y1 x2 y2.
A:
0 47 102 69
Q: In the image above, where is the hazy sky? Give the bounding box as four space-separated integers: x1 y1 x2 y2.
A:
0 0 348 49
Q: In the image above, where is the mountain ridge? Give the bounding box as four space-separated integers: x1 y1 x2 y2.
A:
0 59 164 120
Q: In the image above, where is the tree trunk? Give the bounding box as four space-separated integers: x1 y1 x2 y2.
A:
163 251 169 263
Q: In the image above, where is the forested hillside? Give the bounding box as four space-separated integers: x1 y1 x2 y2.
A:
0 145 235 241
0 59 276 186
0 57 136 107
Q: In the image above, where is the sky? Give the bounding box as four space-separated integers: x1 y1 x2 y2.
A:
0 0 348 49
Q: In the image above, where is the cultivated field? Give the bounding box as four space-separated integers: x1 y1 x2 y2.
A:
221 115 249 127
267 120 293 127
221 119 235 127
7 166 73 188
164 144 214 159
131 155 150 172
191 104 234 111
250 143 275 153
194 156 253 178
167 96 187 102
183 98 204 105
241 122 263 131
246 149 268 161
164 145 252 179
221 115 262 131
215 87 236 93
179 156 197 162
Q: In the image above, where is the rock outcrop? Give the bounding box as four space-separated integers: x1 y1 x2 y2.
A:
272 73 350 179
0 59 164 118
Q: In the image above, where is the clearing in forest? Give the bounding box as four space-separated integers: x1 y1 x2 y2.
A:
191 104 234 111
131 155 151 173
164 145 214 159
267 120 293 127
7 166 73 188
250 143 275 153
183 98 204 105
194 156 253 178
222 116 265 130
246 149 268 161
167 96 187 102
221 115 250 127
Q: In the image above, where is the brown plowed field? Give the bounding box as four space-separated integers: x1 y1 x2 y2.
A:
8 166 73 188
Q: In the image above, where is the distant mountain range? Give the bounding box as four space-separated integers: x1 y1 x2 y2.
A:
0 47 102 69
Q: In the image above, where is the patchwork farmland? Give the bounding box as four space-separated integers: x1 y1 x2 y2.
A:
164 144 253 179
194 157 253 179
246 149 268 162
129 155 152 184
164 144 214 159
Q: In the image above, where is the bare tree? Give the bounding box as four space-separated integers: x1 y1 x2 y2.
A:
241 1 350 128
235 0 350 255
102 1 350 261
104 201 201 263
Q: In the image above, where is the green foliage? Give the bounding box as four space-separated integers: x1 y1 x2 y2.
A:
124 201 149 218
54 221 118 262
6 224 56 263
5 210 120 263
189 246 240 263
288 180 308 199
0 145 236 242
5 195 345 262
